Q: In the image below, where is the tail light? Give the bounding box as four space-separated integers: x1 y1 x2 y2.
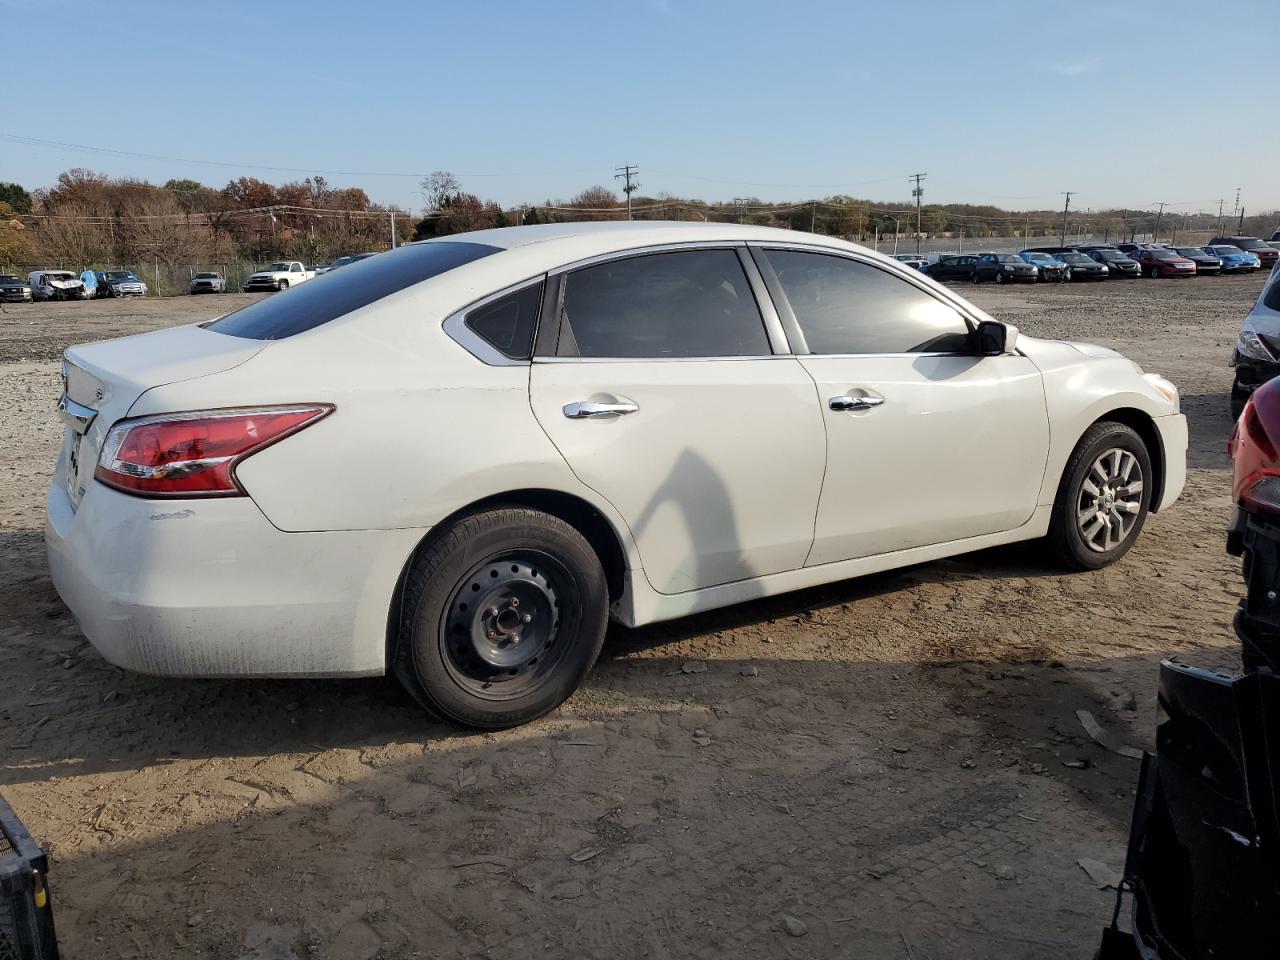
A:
1231 379 1280 517
95 404 332 497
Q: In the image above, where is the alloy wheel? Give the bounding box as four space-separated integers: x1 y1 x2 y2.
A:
1076 448 1144 553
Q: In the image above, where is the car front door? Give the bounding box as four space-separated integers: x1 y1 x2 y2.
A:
528 246 827 595
755 247 1050 565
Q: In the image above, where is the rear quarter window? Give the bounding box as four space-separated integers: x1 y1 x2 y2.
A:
208 241 500 340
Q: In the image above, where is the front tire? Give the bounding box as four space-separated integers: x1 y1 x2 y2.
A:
1048 422 1153 571
277 279 289 291
393 508 609 729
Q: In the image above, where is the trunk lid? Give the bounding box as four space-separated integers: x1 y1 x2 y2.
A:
58 324 268 508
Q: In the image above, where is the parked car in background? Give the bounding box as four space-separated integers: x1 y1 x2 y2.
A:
1019 251 1069 282
1170 247 1222 275
1079 247 1142 278
81 269 100 298
190 272 226 294
28 270 86 301
1054 251 1109 281
925 254 978 281
1271 228 1280 242
1205 244 1261 273
0 274 32 302
1210 236 1279 270
973 252 1037 284
891 253 928 271
1129 248 1197 278
243 261 314 292
45 222 1186 729
322 252 378 273
94 270 147 298
1230 264 1280 417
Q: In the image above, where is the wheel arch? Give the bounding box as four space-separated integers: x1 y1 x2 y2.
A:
1081 407 1166 512
384 488 632 667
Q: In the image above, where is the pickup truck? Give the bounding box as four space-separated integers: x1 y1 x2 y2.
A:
243 260 314 292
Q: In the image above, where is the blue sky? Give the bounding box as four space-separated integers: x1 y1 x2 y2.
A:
4 0 1278 216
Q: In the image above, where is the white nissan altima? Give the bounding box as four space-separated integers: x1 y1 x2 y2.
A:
46 222 1187 728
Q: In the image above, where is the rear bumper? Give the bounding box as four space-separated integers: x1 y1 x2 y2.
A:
45 469 424 677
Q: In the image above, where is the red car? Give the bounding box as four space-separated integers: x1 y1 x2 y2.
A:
1210 235 1279 270
1131 248 1197 278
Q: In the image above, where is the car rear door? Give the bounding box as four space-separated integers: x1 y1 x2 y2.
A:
528 245 826 595
754 246 1050 565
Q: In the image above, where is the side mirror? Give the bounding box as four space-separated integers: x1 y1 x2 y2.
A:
975 320 1015 356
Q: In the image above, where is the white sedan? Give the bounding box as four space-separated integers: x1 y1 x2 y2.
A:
46 222 1187 728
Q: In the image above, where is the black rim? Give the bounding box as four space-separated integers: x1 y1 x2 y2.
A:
439 550 573 701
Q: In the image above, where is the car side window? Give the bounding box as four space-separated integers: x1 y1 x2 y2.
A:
558 249 770 359
764 250 973 355
464 281 544 360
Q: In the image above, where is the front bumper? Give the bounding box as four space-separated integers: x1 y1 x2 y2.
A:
1232 352 1280 399
45 459 425 678
1153 413 1188 512
0 289 31 302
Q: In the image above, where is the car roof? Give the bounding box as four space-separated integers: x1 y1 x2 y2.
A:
417 220 855 255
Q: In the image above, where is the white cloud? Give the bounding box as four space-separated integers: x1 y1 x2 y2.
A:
1052 59 1099 77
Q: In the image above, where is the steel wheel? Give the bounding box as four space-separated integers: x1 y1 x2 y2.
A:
440 552 569 700
996 270 1006 284
1076 447 1144 553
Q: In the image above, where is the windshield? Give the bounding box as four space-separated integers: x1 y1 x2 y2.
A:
996 254 1022 263
1234 238 1266 250
264 262 292 272
209 241 500 340
1097 251 1128 261
195 272 219 279
329 257 353 269
0 275 20 283
1173 248 1207 258
1022 253 1054 263
1058 253 1091 264
1151 250 1179 260
45 272 75 281
105 271 137 281
1212 245 1245 256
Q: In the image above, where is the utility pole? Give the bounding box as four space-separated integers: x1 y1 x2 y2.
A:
1152 201 1167 242
1217 199 1226 235
909 173 926 255
1023 212 1031 245
810 201 817 233
614 164 639 221
1239 206 1246 233
1059 191 1074 246
389 209 397 248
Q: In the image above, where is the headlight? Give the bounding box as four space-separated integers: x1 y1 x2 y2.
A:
1237 323 1275 362
1143 373 1180 411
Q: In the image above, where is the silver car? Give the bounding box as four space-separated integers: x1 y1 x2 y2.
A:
190 272 227 294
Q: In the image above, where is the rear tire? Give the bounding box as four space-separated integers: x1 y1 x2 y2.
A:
393 508 609 729
1048 422 1153 571
995 270 1006 284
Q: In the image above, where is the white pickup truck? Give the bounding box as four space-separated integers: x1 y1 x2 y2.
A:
243 260 314 292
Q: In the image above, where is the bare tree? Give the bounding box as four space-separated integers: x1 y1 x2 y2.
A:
420 171 461 212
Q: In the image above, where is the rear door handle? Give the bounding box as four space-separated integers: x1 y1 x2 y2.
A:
563 399 639 419
829 395 885 412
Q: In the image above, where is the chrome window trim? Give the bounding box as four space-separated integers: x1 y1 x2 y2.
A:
750 242 991 359
442 274 547 367
532 354 793 364
547 239 748 276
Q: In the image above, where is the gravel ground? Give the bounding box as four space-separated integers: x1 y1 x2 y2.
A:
0 274 1264 959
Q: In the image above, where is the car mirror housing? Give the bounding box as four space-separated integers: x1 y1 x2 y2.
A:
975 320 1014 356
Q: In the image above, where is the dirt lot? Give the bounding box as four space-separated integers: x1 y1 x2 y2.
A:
0 275 1262 959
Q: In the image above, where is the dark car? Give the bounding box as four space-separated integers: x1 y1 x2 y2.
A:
0 274 32 302
1130 247 1197 278
1078 246 1142 278
1170 246 1222 275
1054 251 1109 281
320 252 378 274
925 254 978 282
1210 235 1279 270
972 252 1037 284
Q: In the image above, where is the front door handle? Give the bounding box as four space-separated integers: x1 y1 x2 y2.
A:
563 399 640 419
829 395 885 412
